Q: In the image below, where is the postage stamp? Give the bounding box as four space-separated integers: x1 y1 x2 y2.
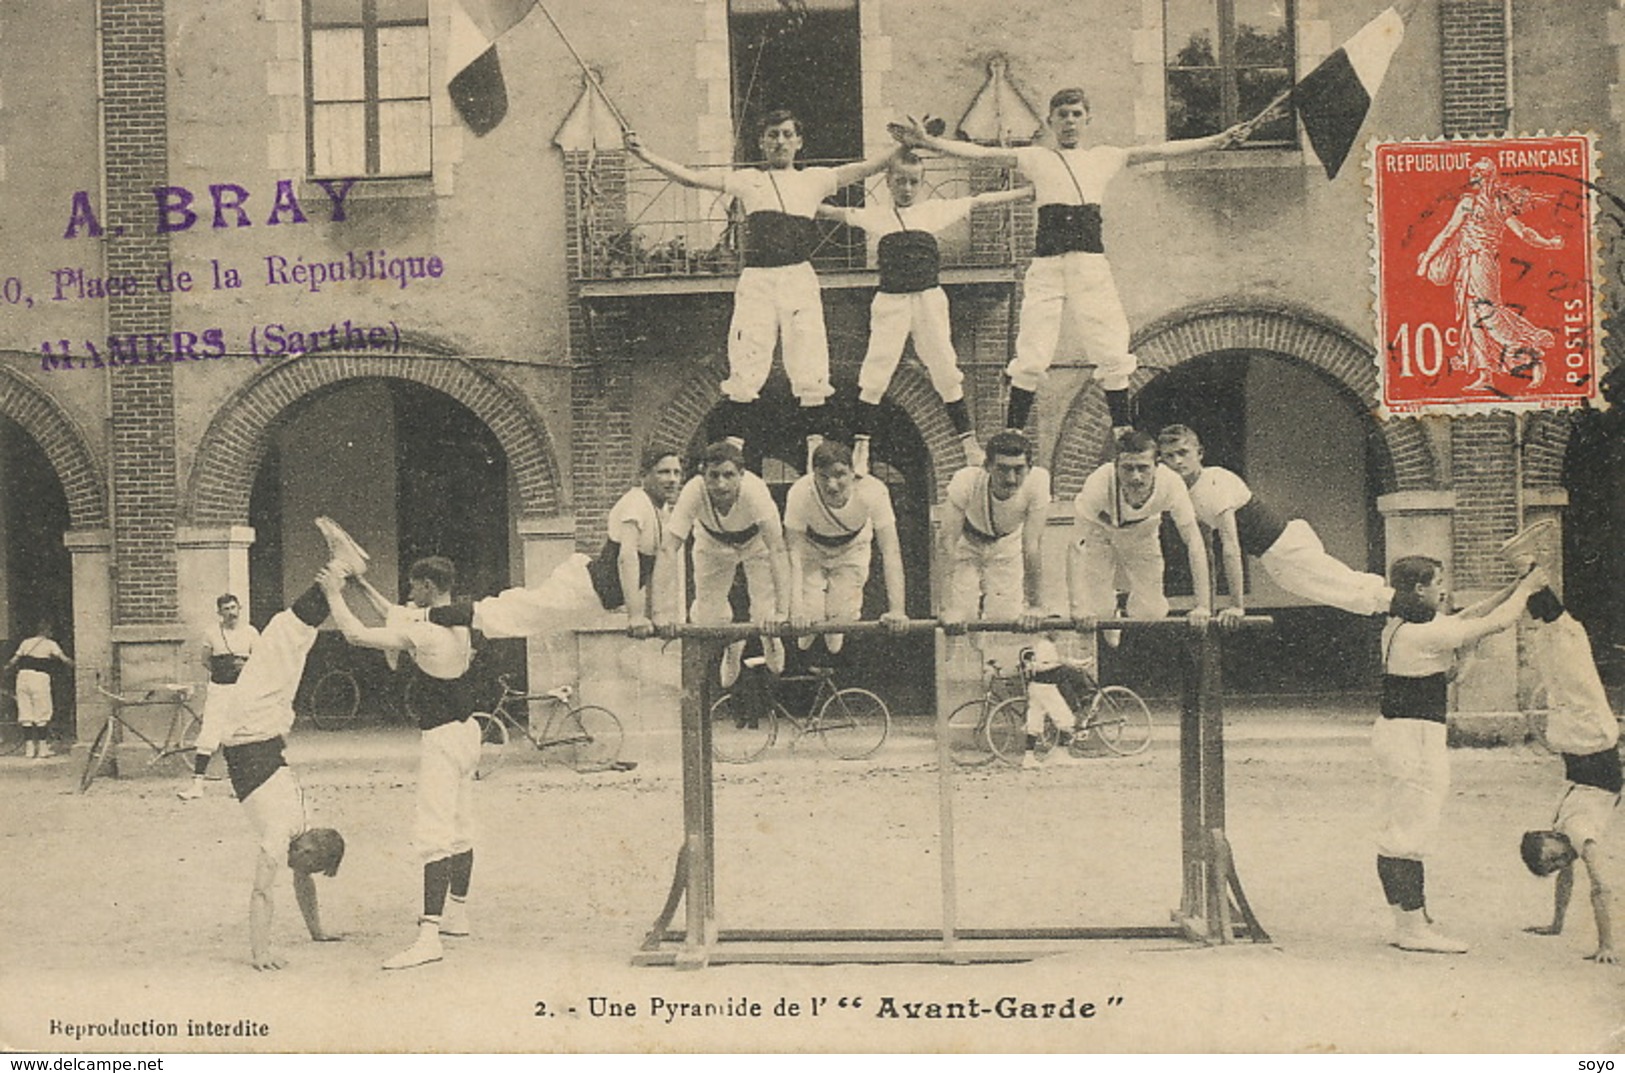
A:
1370 134 1601 415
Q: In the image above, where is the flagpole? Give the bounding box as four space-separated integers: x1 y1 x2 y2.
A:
534 0 632 132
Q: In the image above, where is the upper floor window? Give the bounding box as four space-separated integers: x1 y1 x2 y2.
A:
306 0 431 178
1165 0 1295 146
729 0 862 163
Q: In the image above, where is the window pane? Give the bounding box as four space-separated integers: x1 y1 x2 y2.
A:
1165 0 1219 67
376 0 427 21
378 100 432 175
1238 68 1294 141
1233 0 1292 67
1166 68 1222 139
312 102 367 176
377 25 429 97
310 28 365 100
308 0 363 26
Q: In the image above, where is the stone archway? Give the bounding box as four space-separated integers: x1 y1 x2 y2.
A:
646 359 964 499
1050 301 1440 498
186 352 565 526
0 367 107 530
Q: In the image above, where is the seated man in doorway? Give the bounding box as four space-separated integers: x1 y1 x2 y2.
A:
1155 424 1393 622
1069 429 1212 641
784 440 909 654
653 440 791 687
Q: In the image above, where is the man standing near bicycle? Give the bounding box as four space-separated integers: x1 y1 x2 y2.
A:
319 548 479 972
179 594 260 800
654 440 792 687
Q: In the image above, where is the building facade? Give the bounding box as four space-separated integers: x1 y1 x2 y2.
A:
1 0 1619 742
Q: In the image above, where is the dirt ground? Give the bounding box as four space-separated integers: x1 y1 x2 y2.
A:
1 701 1621 1055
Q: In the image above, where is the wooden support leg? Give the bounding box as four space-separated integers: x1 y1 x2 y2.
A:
641 843 689 952
677 639 717 969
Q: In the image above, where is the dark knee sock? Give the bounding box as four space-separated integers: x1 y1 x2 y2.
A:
801 403 830 442
423 856 453 919
718 399 753 443
854 400 883 439
1006 387 1036 431
428 601 475 629
944 398 973 437
1376 855 1425 911
448 849 474 898
192 751 211 777
1105 388 1134 429
291 584 330 628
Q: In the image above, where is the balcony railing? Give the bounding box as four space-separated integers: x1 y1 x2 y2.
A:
570 157 1027 285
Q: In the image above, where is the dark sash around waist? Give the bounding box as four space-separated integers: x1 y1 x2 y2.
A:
223 735 287 802
1235 498 1290 557
744 211 818 268
409 665 475 732
210 652 249 685
961 520 1008 545
13 655 55 675
586 539 657 612
699 522 761 547
1034 203 1104 257
877 230 941 293
1566 747 1624 795
805 527 863 548
1380 673 1448 723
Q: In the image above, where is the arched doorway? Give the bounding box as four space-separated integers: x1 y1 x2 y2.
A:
247 379 518 716
689 384 937 715
1132 349 1390 694
1 414 75 735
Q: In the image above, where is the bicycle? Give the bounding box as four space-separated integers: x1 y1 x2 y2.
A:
985 647 1153 764
81 681 204 791
299 665 426 730
709 661 890 763
944 657 1028 766
472 673 624 778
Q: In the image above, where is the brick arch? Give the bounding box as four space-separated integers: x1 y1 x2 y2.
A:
645 361 962 500
186 353 564 526
0 366 106 529
1051 301 1439 497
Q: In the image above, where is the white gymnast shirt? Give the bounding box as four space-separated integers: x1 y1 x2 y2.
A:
947 465 1051 542
1073 462 1195 546
1013 145 1129 207
606 486 667 558
784 473 896 547
668 472 783 544
837 197 978 237
724 167 841 218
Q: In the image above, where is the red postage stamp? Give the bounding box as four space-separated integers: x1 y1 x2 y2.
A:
1370 135 1600 415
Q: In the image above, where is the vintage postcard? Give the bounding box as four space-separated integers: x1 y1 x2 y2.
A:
1 0 1622 1058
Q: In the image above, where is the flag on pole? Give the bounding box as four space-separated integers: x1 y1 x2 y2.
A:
1291 3 1412 178
448 0 540 136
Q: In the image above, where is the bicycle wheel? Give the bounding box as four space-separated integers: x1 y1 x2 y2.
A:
551 705 623 772
471 712 509 780
307 670 361 730
1090 685 1153 756
79 720 117 792
986 697 1029 765
946 699 997 767
709 692 773 764
816 687 889 760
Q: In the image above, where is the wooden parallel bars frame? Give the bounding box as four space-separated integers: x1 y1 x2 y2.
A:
634 617 1272 968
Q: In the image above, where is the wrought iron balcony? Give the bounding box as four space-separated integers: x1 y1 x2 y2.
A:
568 156 1028 294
